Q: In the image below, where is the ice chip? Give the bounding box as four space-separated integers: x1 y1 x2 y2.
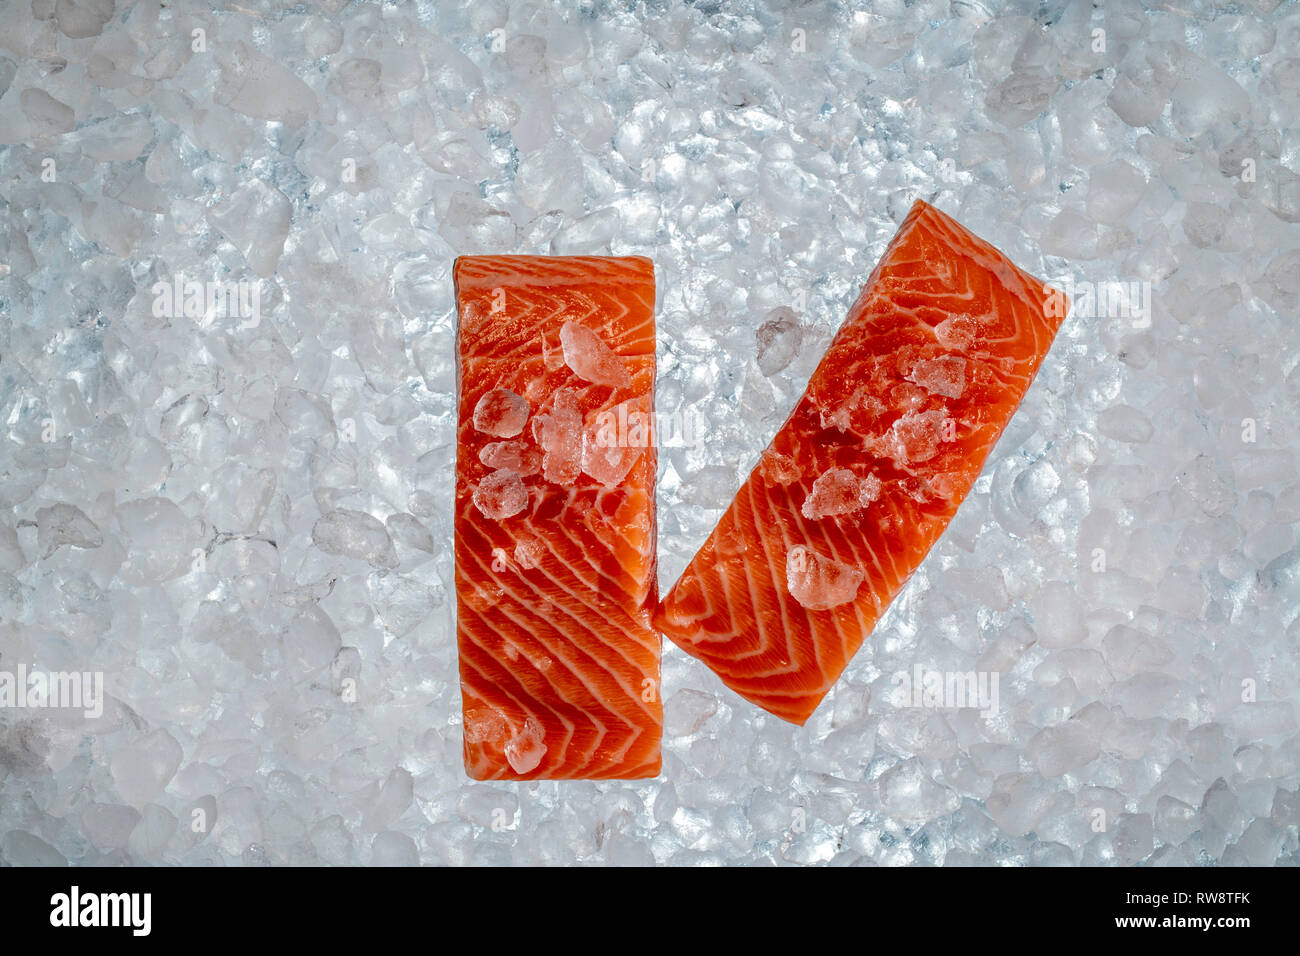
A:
785 545 864 610
908 356 966 398
504 717 547 774
1177 455 1237 517
216 41 319 125
208 179 292 278
1029 581 1088 648
760 452 802 485
664 689 718 737
531 388 583 485
109 730 183 806
559 321 631 388
463 707 509 745
984 71 1059 127
1098 404 1155 443
20 88 75 135
371 831 419 867
312 509 398 568
54 0 114 39
878 758 962 823
1086 159 1147 223
801 468 881 519
35 502 102 557
875 409 950 465
581 404 644 487
934 315 978 350
515 139 584 215
472 388 529 437
473 469 528 520
755 307 803 376
513 538 544 570
479 439 541 475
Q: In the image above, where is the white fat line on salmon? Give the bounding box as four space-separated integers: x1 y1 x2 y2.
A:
1043 276 1153 328
590 404 705 449
50 886 151 936
0 665 103 719
890 665 999 718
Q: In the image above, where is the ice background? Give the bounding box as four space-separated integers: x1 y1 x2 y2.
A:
1 0 1298 865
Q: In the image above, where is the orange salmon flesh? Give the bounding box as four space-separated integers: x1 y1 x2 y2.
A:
454 255 662 780
655 200 1067 725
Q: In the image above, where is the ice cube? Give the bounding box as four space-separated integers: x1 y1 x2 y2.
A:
479 440 542 476
504 717 547 774
208 179 292 278
878 758 962 823
759 452 802 485
1028 581 1088 648
1027 722 1100 777
664 689 718 737
755 307 803 376
515 139 585 216
472 470 529 520
54 0 114 39
370 831 419 866
785 545 864 611
19 88 74 135
34 502 102 557
472 388 530 438
1097 404 1154 443
216 41 319 125
581 403 644 488
984 71 1059 127
532 389 583 485
313 509 399 568
801 468 881 519
559 321 631 388
81 803 142 851
874 409 949 465
1170 64 1249 137
1086 159 1147 223
934 315 978 350
908 356 966 399
110 730 183 806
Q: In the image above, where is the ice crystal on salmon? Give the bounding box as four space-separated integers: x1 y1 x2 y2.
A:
504 717 547 774
760 452 802 485
455 255 661 780
479 440 542 475
786 545 864 611
801 468 881 519
473 387 530 437
581 397 650 487
908 356 967 399
560 320 632 388
473 470 528 520
531 388 583 486
872 409 952 466
656 200 1067 725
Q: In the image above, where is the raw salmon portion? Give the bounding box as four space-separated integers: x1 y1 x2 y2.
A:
454 255 661 779
656 200 1066 725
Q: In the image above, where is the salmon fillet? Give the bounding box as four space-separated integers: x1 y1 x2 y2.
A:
454 255 662 779
655 200 1066 725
